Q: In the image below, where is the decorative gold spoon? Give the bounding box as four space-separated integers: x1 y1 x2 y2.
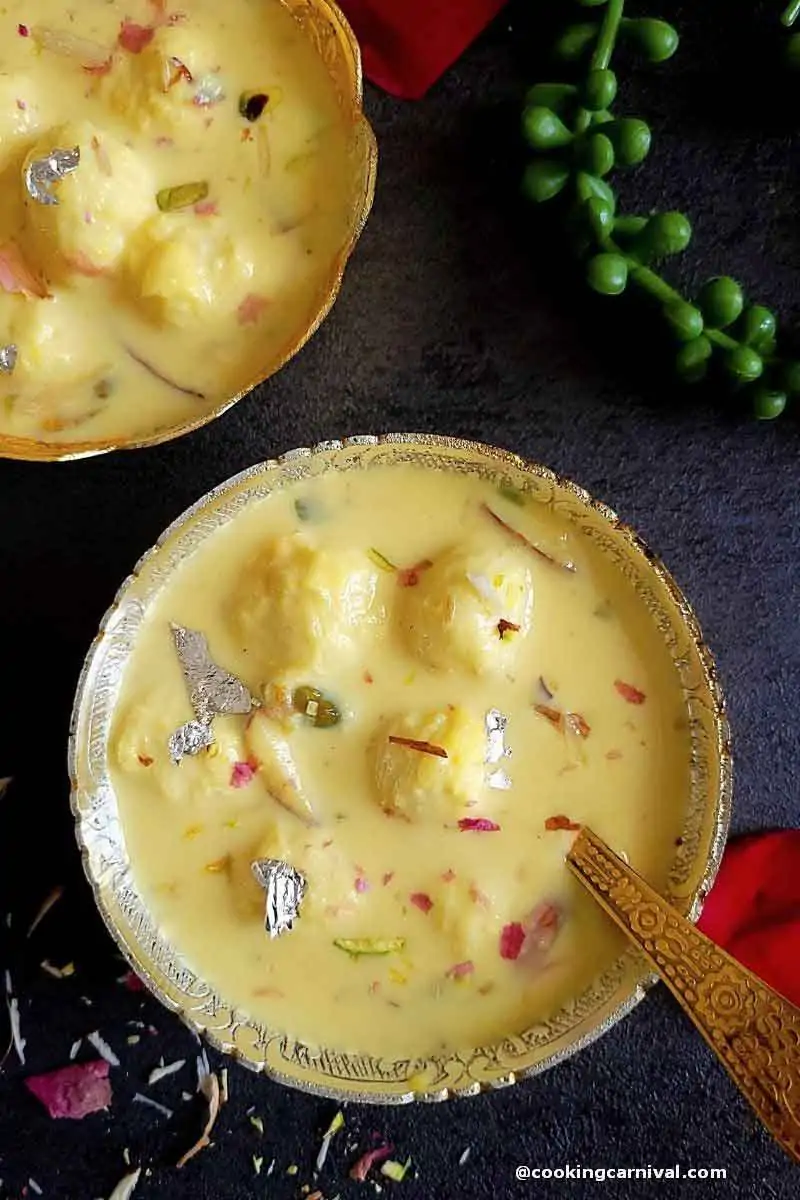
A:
567 826 800 1164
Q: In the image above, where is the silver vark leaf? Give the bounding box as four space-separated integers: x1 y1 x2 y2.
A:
25 145 80 206
251 858 307 938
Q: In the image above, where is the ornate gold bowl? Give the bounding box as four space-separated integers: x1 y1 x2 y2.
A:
69 435 732 1102
1 0 377 462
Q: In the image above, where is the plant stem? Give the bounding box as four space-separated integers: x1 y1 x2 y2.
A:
782 0 800 28
592 0 625 70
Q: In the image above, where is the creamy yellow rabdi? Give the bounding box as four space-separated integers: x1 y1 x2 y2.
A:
0 0 353 442
110 465 691 1060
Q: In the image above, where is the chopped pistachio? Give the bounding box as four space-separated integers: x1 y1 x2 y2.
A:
333 937 405 958
292 685 341 728
156 181 209 212
381 1157 412 1182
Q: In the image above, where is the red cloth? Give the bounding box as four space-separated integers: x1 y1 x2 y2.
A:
338 0 507 99
698 830 800 1007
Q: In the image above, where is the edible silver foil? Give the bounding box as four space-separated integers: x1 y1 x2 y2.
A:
485 707 511 790
168 719 214 765
25 146 80 206
194 74 225 107
168 623 257 762
251 858 306 938
0 345 17 374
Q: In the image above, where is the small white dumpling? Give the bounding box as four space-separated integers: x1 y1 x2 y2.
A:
227 534 382 678
22 121 154 279
397 545 533 675
371 706 487 822
102 26 221 134
126 213 255 326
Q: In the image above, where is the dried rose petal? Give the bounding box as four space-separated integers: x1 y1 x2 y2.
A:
499 922 526 961
497 618 520 639
446 960 474 979
614 680 646 705
354 876 370 894
25 1060 111 1119
237 292 270 325
397 559 433 588
458 818 500 832
544 815 581 832
193 200 219 216
349 1144 393 1182
409 892 433 913
525 901 562 954
118 20 155 53
533 703 564 731
230 758 258 788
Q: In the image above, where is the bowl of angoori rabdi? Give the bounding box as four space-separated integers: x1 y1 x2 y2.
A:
0 0 376 460
69 434 732 1102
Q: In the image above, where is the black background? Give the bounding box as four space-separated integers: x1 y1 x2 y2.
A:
1 1 799 1196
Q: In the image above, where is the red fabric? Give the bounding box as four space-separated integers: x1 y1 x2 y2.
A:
697 830 800 1007
338 0 507 99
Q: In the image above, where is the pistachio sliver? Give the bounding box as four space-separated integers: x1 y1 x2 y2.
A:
156 181 209 212
334 937 405 958
292 685 341 728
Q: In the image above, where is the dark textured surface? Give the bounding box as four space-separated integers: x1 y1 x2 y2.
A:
1 1 799 1195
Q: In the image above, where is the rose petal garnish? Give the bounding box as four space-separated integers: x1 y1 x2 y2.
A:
446 960 474 979
458 818 500 832
499 922 526 961
237 292 270 325
354 875 370 894
525 901 562 953
614 680 646 705
118 20 155 53
533 703 564 731
230 758 258 788
349 1145 393 1182
388 736 448 759
194 199 219 216
544 814 581 832
497 618 520 639
18 23 29 36
409 892 433 913
397 559 433 587
25 1060 111 1119
0 241 50 298
566 712 590 738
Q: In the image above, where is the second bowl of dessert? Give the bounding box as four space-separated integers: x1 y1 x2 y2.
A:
0 0 376 460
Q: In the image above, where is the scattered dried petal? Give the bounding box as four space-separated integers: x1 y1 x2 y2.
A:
230 758 258 788
409 892 433 914
458 818 500 832
350 1144 393 1182
25 1060 111 1119
397 559 433 588
446 961 474 979
544 815 581 832
499 922 526 961
497 618 520 639
176 1072 220 1168
194 199 219 216
566 712 590 738
237 292 270 325
388 736 447 759
354 875 370 894
533 703 564 732
18 23 30 36
614 679 646 705
118 20 155 53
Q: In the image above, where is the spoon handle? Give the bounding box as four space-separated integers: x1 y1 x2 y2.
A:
567 826 800 1164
